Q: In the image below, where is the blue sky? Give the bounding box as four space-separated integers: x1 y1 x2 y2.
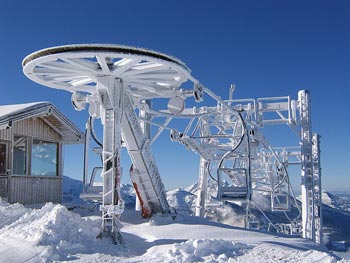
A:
1 0 349 191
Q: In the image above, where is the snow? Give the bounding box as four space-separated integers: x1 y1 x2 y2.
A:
0 102 47 118
322 191 350 212
0 179 349 262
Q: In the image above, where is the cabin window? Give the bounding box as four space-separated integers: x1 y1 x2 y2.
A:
13 136 28 175
31 139 58 176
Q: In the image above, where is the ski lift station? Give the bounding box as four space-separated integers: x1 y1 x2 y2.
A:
0 102 84 204
22 44 322 245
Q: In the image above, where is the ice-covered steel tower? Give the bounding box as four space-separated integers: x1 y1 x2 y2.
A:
22 44 322 244
22 44 191 243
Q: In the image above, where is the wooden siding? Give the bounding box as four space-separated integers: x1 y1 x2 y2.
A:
8 176 62 204
0 117 64 204
13 118 62 141
0 177 7 198
0 118 62 142
0 128 11 141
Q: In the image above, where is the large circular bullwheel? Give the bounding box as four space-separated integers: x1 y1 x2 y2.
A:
23 44 191 98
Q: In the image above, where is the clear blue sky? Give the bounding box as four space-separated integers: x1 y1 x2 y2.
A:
1 0 349 191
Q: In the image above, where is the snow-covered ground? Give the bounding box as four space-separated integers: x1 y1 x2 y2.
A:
0 176 349 262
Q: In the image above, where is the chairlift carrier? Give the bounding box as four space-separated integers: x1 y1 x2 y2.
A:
22 44 322 245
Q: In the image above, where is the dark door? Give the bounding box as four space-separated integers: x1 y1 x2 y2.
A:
0 142 8 175
0 142 8 198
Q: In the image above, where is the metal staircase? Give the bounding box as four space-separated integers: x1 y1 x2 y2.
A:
122 93 170 217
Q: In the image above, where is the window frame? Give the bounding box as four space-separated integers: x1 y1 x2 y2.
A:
12 135 29 176
12 135 60 177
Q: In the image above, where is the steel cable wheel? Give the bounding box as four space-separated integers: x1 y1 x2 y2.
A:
23 44 192 99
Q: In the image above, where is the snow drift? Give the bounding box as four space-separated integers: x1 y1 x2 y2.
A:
0 199 344 262
2 177 348 262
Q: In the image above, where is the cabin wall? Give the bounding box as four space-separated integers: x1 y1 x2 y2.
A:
0 128 11 141
13 117 61 141
0 117 63 204
0 177 7 198
8 176 62 204
0 118 61 142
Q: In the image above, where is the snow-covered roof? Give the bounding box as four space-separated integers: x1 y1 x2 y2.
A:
0 102 84 144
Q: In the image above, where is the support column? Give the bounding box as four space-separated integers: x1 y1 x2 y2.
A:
97 76 125 244
82 120 90 193
312 133 323 244
195 157 209 217
195 114 209 217
298 90 315 241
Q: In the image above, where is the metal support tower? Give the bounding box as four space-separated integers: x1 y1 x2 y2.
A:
22 44 190 242
195 114 210 217
195 157 209 217
312 133 322 244
22 44 323 245
97 77 125 242
167 88 321 242
299 90 320 242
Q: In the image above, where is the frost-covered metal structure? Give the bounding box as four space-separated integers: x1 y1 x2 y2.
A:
183 89 323 244
22 44 322 244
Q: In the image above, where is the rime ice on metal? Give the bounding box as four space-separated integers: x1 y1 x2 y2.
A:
22 44 322 244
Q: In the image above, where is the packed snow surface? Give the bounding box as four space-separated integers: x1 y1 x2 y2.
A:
0 178 349 262
0 198 347 262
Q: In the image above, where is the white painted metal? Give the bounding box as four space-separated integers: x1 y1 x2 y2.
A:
298 90 315 241
82 120 90 195
161 88 320 242
312 133 322 245
96 77 124 243
22 44 322 245
195 157 209 217
22 44 189 242
195 115 210 217
80 116 104 201
122 93 170 217
22 44 191 99
136 100 151 212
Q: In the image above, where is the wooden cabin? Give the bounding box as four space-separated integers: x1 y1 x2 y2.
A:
0 102 84 204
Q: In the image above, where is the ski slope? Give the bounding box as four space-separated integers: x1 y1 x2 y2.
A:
1 181 349 262
0 201 343 263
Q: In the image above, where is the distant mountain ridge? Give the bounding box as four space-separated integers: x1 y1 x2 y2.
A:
322 191 350 212
62 175 136 206
62 175 83 199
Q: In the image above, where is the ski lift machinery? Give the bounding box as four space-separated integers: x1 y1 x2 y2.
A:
22 44 322 245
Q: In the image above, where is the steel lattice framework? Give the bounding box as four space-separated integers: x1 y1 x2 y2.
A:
22 44 322 244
